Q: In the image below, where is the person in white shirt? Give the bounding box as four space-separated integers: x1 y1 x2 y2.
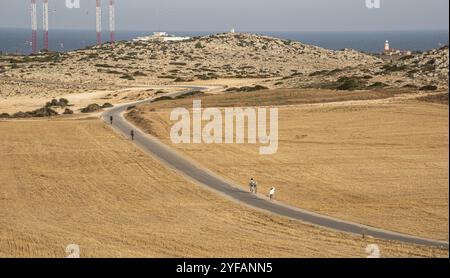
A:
269 187 276 200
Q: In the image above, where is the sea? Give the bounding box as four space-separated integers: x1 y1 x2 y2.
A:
0 28 448 55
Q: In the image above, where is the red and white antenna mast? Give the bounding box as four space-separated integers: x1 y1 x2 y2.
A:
31 0 37 53
96 0 102 45
109 0 116 43
43 0 49 50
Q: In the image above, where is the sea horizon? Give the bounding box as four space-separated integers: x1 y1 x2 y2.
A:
0 28 448 55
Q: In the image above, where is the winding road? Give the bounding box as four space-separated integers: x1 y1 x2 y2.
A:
102 86 449 249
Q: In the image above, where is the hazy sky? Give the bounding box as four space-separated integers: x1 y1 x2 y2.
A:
0 0 448 32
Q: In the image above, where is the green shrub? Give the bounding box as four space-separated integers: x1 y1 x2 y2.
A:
102 103 114 108
29 107 59 117
169 62 187 66
174 77 194 82
381 64 408 73
309 70 329 77
46 98 65 108
81 104 102 113
195 42 204 49
59 98 69 107
158 75 177 79
419 85 438 91
402 84 418 89
324 76 368 91
175 91 204 99
106 70 122 75
336 79 362 90
63 108 74 115
368 82 388 89
120 74 135 80
133 71 147 77
226 85 268 92
153 96 173 102
95 63 113 68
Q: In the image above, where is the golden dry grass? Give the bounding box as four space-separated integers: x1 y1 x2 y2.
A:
127 89 449 241
0 119 447 258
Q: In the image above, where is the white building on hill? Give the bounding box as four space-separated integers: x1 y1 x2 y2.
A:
133 32 190 42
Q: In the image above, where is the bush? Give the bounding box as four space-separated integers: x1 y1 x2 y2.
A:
402 84 418 89
226 85 269 93
399 55 414 61
368 82 388 89
30 107 58 117
12 111 32 118
102 103 114 108
63 108 74 115
309 70 329 77
419 85 438 91
153 96 173 102
333 77 367 91
195 74 218 80
59 98 69 107
46 99 60 107
81 104 102 113
174 77 194 82
133 71 147 77
106 70 122 75
381 64 408 73
319 76 369 91
169 62 187 66
0 113 10 118
336 79 362 90
120 74 135 80
9 107 58 118
175 91 204 99
195 42 204 49
46 98 69 108
158 75 177 79
95 63 113 68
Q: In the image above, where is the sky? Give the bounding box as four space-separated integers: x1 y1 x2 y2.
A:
0 0 448 32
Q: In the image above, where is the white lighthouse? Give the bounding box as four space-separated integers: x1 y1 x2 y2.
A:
384 40 390 53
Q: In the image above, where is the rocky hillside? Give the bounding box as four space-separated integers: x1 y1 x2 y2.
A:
383 46 449 87
0 33 380 85
278 46 449 91
0 32 447 93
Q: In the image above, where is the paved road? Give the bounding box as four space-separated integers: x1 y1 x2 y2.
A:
102 86 449 249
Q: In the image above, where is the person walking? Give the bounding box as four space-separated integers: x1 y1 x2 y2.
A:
269 187 276 200
249 178 257 194
249 178 258 194
130 130 135 141
110 115 113 125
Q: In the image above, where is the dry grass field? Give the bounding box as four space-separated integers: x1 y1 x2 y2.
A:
0 119 447 258
127 89 449 241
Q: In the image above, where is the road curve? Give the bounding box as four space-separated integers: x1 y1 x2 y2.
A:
102 86 449 249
